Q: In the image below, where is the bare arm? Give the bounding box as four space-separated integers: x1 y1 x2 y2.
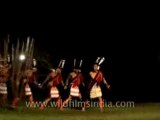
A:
103 77 110 89
61 80 65 87
64 74 71 89
40 75 50 87
65 76 70 86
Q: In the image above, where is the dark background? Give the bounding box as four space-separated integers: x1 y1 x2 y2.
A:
0 8 159 102
0 29 159 102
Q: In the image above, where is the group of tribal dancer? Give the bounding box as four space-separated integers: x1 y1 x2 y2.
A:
0 56 110 112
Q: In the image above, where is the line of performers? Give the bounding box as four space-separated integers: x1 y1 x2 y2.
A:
0 57 110 112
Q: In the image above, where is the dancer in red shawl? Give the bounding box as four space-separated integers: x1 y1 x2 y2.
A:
40 60 65 109
84 57 110 112
60 59 84 110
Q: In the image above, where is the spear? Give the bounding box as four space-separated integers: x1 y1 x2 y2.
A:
10 44 16 97
12 39 20 97
15 39 20 72
24 37 31 69
24 37 35 69
11 44 14 64
18 40 27 99
12 39 20 77
16 40 25 78
21 41 25 53
28 38 35 68
10 44 15 82
3 35 9 63
29 38 34 57
25 36 30 53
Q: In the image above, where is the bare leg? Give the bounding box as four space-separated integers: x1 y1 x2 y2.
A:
0 94 7 107
28 95 34 107
98 97 104 112
40 97 52 109
29 95 34 103
82 99 90 111
12 97 20 108
78 94 85 110
55 97 62 108
60 96 72 110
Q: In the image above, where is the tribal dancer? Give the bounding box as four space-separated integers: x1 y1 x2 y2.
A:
61 59 84 110
0 59 10 107
84 57 110 112
40 60 65 109
12 59 37 108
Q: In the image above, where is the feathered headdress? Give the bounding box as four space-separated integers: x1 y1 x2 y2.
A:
58 59 65 68
74 59 83 69
95 57 105 65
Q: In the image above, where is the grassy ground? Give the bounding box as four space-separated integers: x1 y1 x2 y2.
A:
0 103 160 120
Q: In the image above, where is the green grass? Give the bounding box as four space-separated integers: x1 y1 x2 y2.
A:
0 103 160 120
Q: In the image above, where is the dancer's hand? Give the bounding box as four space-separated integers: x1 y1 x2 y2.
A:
38 83 42 89
64 86 67 89
106 84 111 89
